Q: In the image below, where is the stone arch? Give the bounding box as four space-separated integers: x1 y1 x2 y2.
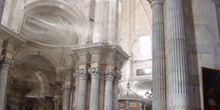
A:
34 71 50 96
14 50 58 68
132 79 152 95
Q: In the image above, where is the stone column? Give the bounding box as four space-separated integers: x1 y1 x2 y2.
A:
104 69 114 110
73 73 79 110
0 0 6 24
151 0 166 110
216 0 220 41
77 69 88 110
0 57 12 110
112 74 121 110
166 0 189 110
93 0 109 42
89 68 101 110
108 0 117 44
62 85 71 110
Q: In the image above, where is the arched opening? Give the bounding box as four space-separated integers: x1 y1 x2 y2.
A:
7 55 57 110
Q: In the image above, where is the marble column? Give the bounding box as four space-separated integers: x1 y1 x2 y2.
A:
0 57 12 110
104 69 114 110
151 0 166 110
73 73 79 110
0 0 6 24
77 69 88 110
166 0 189 110
62 85 71 110
89 68 101 110
112 74 121 110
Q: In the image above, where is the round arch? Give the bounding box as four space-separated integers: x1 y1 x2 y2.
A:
13 50 58 68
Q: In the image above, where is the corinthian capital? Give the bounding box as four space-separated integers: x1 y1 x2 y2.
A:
114 74 122 83
77 69 88 80
1 57 13 70
105 69 116 80
88 67 102 79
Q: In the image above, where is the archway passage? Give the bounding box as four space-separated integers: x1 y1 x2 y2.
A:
7 55 58 110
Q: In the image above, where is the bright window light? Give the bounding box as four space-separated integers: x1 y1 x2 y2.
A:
138 35 152 56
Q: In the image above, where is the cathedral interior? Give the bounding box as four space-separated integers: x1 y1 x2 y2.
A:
0 0 220 110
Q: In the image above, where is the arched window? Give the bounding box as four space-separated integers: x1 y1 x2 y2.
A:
138 35 152 56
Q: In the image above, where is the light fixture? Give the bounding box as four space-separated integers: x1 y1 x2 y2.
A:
143 92 153 99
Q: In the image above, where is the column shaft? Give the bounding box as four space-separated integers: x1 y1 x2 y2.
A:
166 0 189 110
112 74 121 110
0 57 12 110
93 0 109 42
108 0 117 43
89 68 100 110
216 1 220 41
62 86 71 110
0 0 5 24
77 69 88 110
74 75 79 110
152 1 166 110
104 70 114 110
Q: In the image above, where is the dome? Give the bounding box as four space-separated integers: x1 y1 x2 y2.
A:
118 82 140 101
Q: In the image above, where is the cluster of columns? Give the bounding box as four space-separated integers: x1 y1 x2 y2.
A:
151 0 190 110
73 68 121 110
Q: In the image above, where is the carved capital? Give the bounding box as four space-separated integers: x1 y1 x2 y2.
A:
62 85 73 92
114 74 122 83
105 69 116 81
1 57 13 70
88 67 102 79
77 69 88 80
73 72 79 81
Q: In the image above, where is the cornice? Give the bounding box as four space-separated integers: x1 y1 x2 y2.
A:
0 25 24 45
